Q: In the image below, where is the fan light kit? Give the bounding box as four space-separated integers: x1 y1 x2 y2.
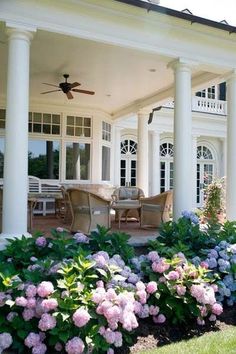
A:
41 74 95 100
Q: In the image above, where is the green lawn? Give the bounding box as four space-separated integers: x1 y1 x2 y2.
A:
138 326 236 354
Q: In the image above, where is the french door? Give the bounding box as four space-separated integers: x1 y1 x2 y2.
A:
160 161 174 193
120 139 137 187
120 158 137 186
196 163 214 206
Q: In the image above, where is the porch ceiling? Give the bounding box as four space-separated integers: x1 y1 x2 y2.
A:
0 24 220 117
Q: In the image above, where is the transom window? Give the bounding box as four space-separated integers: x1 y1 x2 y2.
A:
160 143 174 157
120 139 137 155
197 146 213 160
102 121 111 142
66 116 91 137
28 112 61 135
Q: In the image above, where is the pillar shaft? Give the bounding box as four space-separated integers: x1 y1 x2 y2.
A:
172 61 193 220
226 72 236 220
137 111 149 196
151 131 160 195
1 28 33 242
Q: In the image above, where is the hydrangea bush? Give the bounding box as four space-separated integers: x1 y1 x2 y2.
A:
0 217 235 353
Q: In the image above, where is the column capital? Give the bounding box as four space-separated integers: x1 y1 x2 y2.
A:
168 58 198 72
136 108 150 117
225 69 236 83
6 22 36 42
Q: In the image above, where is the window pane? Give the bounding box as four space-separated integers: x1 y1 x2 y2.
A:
84 118 91 127
43 124 51 134
84 128 91 137
66 142 90 180
43 114 51 123
52 125 60 135
102 146 110 181
34 113 42 123
66 127 74 136
33 124 42 133
75 127 83 136
76 116 83 126
52 114 60 124
28 140 60 179
67 116 74 125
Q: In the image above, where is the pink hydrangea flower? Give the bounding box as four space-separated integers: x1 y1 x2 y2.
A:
211 303 223 315
26 285 37 298
147 251 159 262
153 314 166 324
37 282 54 298
38 313 56 331
146 281 158 294
152 260 170 273
15 296 28 307
149 305 159 316
35 236 47 247
167 271 180 280
0 333 12 350
176 285 186 296
73 308 91 327
6 312 18 322
41 299 58 312
107 349 114 354
27 298 37 309
197 317 205 325
32 343 47 354
209 314 217 321
24 333 41 348
56 227 64 232
23 308 35 321
136 281 146 291
65 337 85 354
55 342 63 351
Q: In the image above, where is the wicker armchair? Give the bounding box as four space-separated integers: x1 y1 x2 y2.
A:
140 190 173 228
67 188 111 234
111 187 144 222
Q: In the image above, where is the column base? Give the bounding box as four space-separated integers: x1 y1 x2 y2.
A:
0 232 32 250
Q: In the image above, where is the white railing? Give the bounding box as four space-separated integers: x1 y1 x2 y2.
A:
163 97 227 115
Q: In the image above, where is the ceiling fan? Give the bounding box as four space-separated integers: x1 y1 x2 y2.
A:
41 74 95 99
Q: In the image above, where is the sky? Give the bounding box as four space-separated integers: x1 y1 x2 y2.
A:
160 0 236 26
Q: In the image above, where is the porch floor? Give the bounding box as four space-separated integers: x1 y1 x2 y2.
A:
32 215 159 246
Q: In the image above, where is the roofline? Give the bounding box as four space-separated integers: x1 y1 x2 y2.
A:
114 0 236 34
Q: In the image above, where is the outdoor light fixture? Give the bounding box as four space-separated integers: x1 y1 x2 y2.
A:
148 106 162 124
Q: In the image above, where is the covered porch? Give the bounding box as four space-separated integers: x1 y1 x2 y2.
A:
1 0 236 247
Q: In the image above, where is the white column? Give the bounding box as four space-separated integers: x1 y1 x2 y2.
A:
192 135 198 209
171 60 193 220
91 118 102 183
150 131 161 196
226 71 236 220
137 110 149 196
220 138 227 177
113 126 122 187
1 27 34 246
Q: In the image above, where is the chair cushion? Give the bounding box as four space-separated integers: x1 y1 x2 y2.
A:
142 204 161 212
119 187 139 200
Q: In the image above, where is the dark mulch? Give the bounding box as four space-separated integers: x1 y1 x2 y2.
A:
116 305 236 353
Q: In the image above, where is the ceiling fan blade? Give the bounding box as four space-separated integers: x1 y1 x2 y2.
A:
72 89 95 95
66 91 73 99
42 83 60 88
41 89 61 94
70 82 81 89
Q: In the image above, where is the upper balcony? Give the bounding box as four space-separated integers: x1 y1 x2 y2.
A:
164 96 227 116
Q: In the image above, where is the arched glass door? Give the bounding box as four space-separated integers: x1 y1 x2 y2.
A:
196 145 215 206
160 142 174 193
120 139 137 186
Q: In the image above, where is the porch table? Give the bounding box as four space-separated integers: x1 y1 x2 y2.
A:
111 200 141 229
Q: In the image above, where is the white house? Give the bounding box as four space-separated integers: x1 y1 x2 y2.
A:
0 0 236 246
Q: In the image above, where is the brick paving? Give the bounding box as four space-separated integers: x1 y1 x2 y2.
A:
32 214 159 245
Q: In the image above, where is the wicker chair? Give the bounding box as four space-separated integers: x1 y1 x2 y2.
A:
140 190 173 228
67 188 111 234
111 187 145 222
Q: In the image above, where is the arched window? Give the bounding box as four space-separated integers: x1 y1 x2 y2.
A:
196 145 215 206
120 139 137 186
160 142 174 193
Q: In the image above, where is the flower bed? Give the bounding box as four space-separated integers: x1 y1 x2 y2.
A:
0 216 235 354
